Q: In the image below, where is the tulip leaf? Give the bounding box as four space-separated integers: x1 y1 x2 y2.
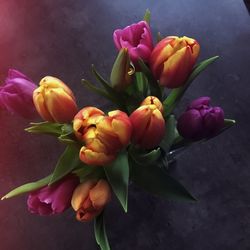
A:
135 72 149 97
104 151 129 212
160 115 177 152
163 55 219 117
129 146 161 166
91 64 117 95
1 174 52 200
143 9 151 25
49 145 82 185
81 79 117 103
94 212 110 250
130 159 196 202
25 121 63 135
138 58 162 100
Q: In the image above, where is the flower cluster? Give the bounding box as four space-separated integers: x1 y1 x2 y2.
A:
1 10 235 250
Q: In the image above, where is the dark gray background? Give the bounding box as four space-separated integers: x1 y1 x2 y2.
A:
0 0 249 249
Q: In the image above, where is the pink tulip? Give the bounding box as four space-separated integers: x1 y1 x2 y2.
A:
0 69 38 119
27 175 79 216
113 21 153 64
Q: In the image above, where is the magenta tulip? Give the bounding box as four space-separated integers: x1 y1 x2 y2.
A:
0 69 38 119
177 97 225 140
27 175 79 216
113 21 153 64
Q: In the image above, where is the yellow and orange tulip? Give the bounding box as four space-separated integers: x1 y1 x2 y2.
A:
73 108 132 166
129 96 165 149
33 76 78 123
150 36 200 88
71 179 111 222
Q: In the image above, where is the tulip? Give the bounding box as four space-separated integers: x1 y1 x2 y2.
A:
73 107 104 141
27 174 79 216
0 69 38 119
130 99 165 149
33 76 78 123
110 48 133 91
140 96 163 113
113 21 153 64
177 97 225 140
71 179 111 222
73 108 132 166
150 36 200 88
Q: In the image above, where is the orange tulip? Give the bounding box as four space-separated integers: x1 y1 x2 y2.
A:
73 108 132 166
71 179 111 222
130 98 165 149
33 76 78 122
150 36 200 88
140 96 163 113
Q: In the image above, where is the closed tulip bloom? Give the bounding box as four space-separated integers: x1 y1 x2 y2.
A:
113 21 153 64
110 48 133 91
177 97 225 140
27 175 79 216
150 36 200 88
71 179 111 222
130 101 165 149
140 96 163 113
0 69 38 119
33 76 78 123
74 108 132 166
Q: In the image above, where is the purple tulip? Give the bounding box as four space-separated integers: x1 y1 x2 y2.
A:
113 21 153 64
177 97 225 140
0 69 38 119
27 175 79 216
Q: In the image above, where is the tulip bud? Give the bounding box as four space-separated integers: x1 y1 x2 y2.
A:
110 48 133 92
33 76 78 123
140 96 163 113
113 21 153 64
177 97 224 140
0 69 38 119
27 174 79 216
130 99 165 149
73 108 132 166
71 179 111 222
150 36 200 88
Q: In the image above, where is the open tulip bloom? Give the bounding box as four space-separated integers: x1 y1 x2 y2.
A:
1 10 236 250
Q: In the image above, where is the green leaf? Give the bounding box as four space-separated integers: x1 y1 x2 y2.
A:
25 121 63 135
129 146 161 166
163 56 219 116
138 58 162 99
104 151 129 212
94 212 110 250
92 64 117 95
160 115 177 152
130 160 196 202
49 145 82 185
81 79 117 103
135 72 148 97
143 9 151 24
73 166 104 182
1 174 52 200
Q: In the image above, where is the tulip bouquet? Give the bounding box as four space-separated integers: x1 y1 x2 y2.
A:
1 10 235 250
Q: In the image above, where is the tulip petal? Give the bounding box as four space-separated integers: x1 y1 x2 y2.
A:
44 88 78 123
79 146 116 166
89 180 111 210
